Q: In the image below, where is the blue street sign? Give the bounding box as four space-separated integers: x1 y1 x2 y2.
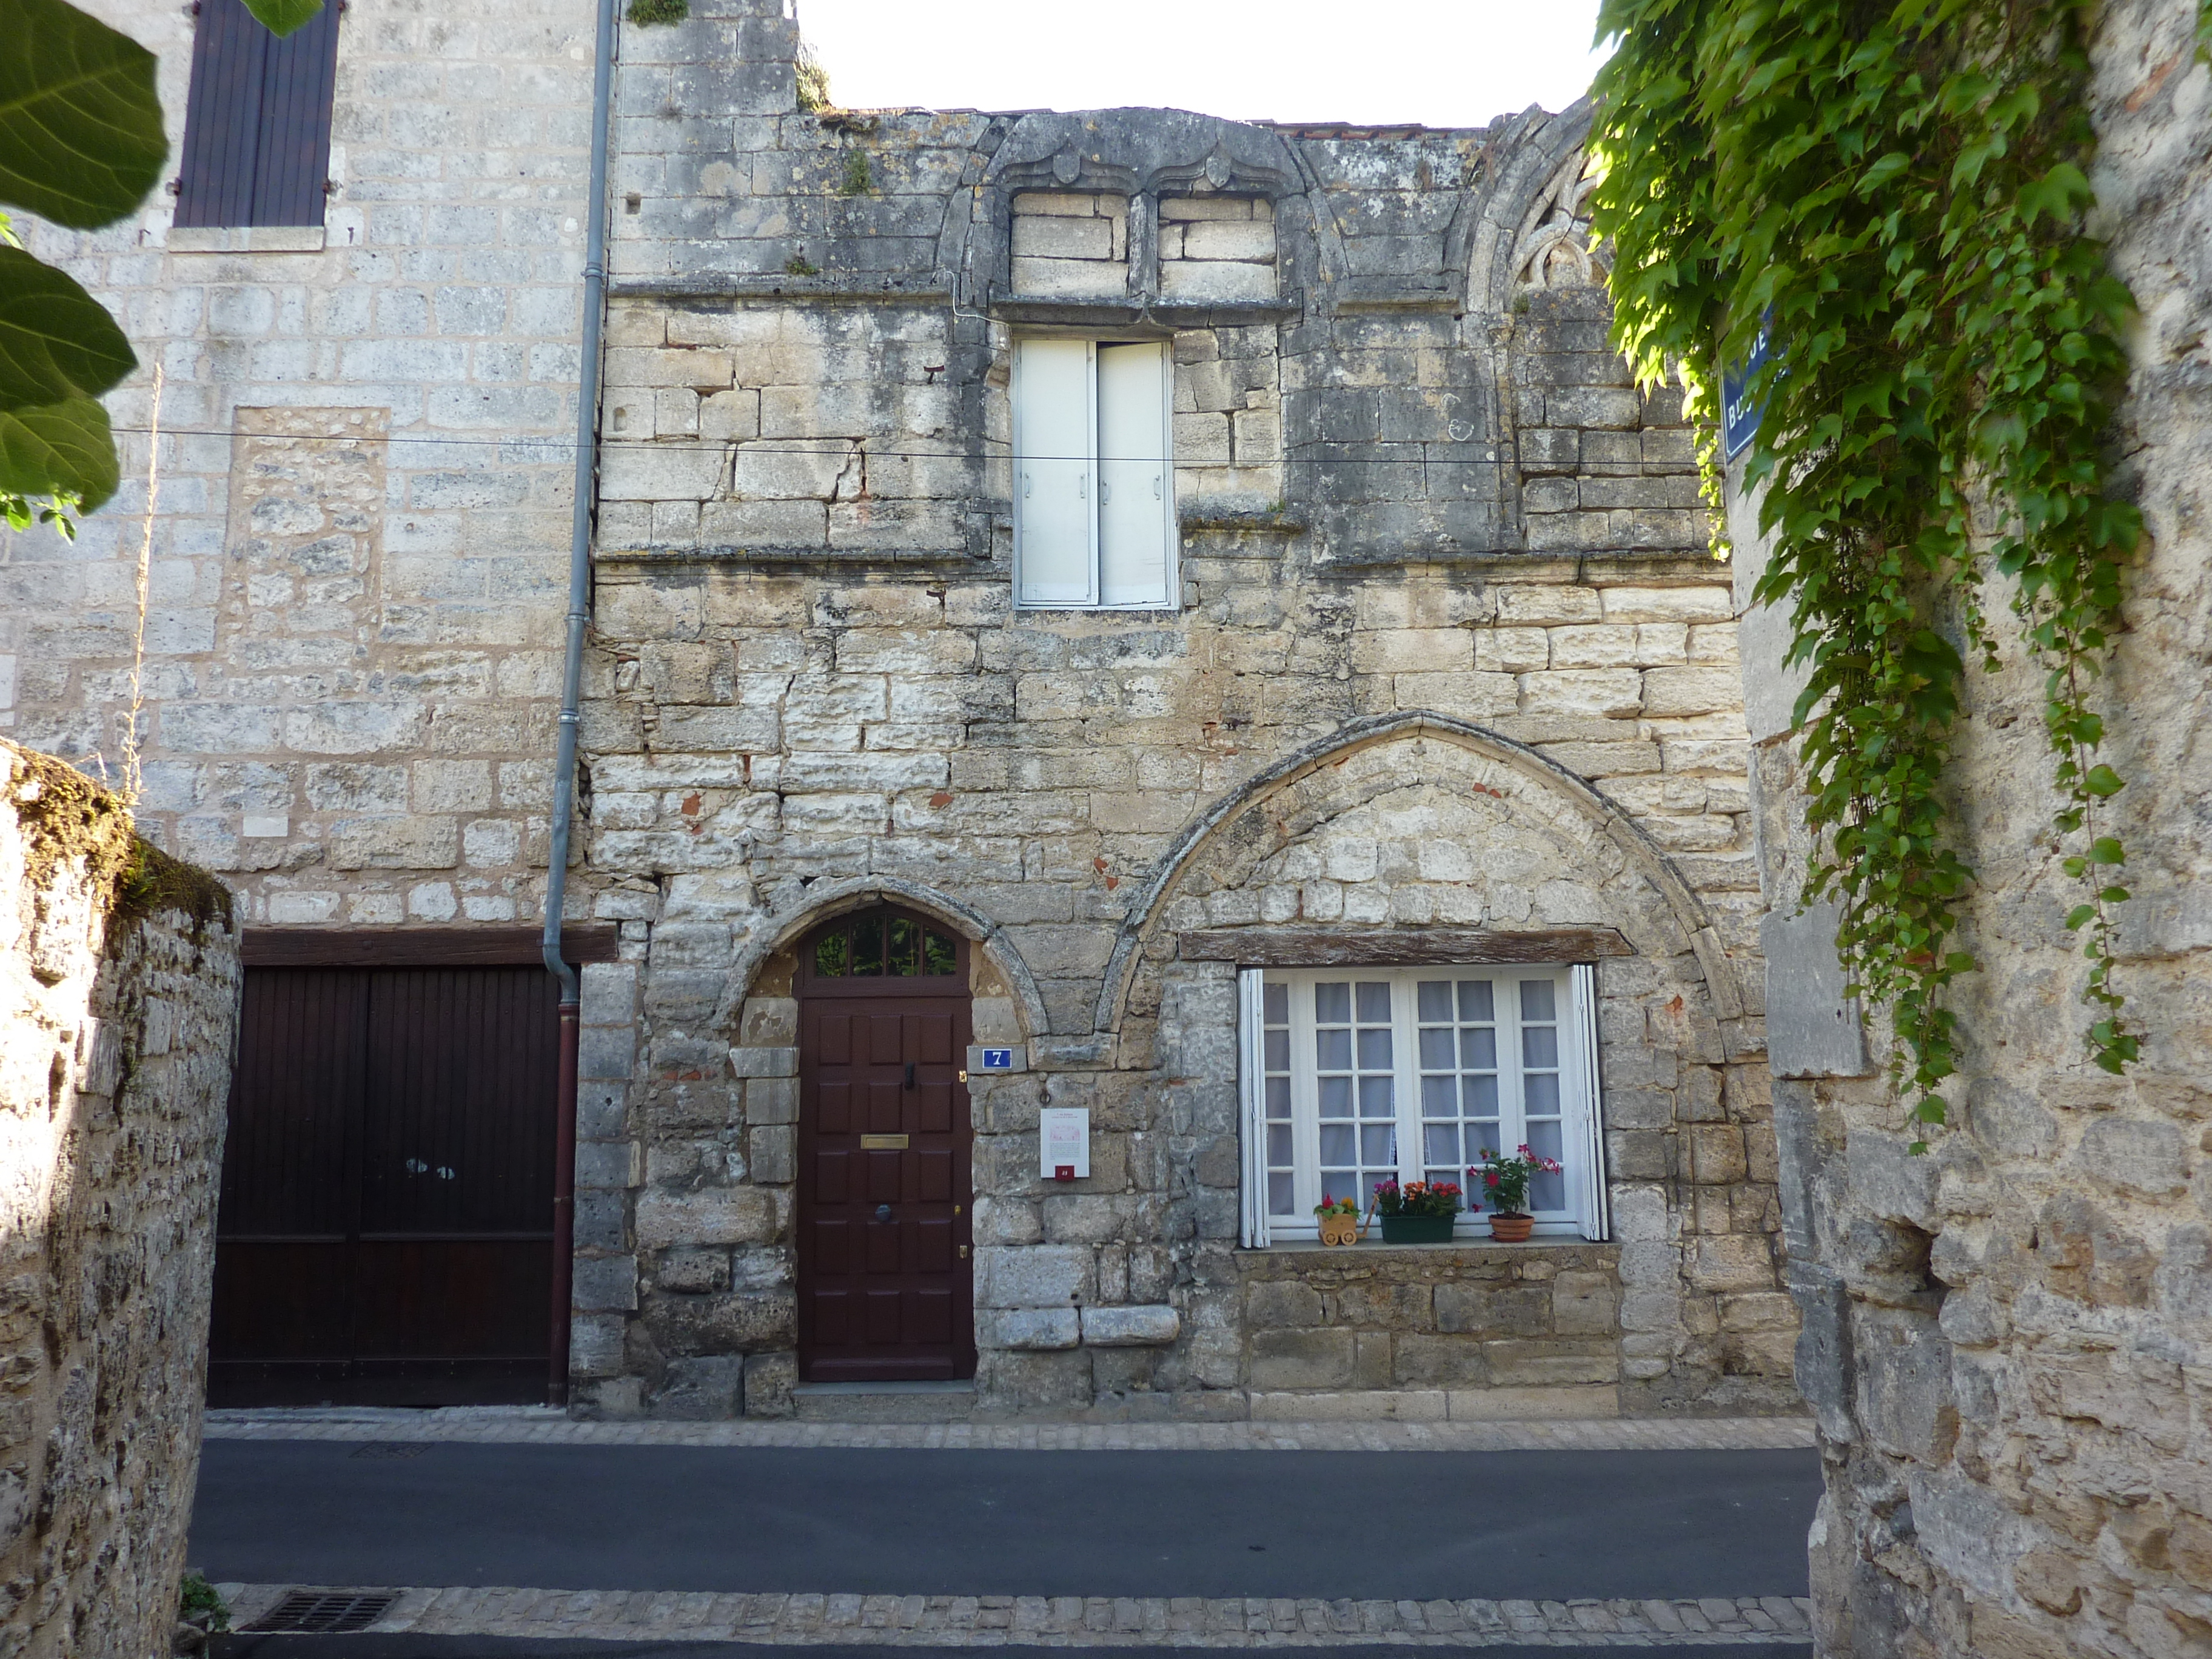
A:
1721 314 1775 461
980 1048 1014 1071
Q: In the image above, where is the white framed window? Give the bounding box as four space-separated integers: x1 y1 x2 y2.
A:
1012 337 1178 609
1238 964 1609 1246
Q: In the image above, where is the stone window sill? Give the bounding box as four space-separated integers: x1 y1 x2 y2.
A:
1240 1238 1615 1260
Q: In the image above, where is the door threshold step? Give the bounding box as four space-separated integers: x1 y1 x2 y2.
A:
792 1381 977 1422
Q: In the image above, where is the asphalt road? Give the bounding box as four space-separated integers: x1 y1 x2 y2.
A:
190 1440 1820 1604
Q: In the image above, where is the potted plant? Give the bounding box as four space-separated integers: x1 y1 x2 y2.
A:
1372 1178 1463 1244
1313 1192 1363 1246
1469 1145 1562 1242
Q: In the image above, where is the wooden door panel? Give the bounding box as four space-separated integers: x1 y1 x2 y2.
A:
813 1290 850 1345
911 1289 952 1344
796 956 973 1382
866 1082 901 1132
914 1016 953 1064
916 1150 953 1202
914 1218 953 1273
209 964 556 1407
865 1150 900 1201
916 1084 953 1134
865 1290 902 1344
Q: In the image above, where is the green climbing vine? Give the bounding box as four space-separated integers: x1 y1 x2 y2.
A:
1587 0 2150 1148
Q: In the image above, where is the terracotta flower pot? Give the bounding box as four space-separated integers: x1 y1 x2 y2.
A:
1486 1213 1534 1243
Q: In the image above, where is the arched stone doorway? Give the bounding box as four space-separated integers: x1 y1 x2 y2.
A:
793 905 976 1382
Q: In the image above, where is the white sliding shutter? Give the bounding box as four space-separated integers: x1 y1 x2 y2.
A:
1014 338 1096 606
1569 963 1610 1241
1096 340 1175 607
1238 967 1270 1248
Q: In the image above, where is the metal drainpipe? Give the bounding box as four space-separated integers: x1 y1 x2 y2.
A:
543 0 617 1410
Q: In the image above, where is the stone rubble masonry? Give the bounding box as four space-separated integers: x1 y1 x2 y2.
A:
214 1580 1819 1646
2 0 598 932
1738 10 2212 1658
0 742 241 1659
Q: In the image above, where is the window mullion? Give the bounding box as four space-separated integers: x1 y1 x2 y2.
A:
1289 974 1319 1221
1391 974 1421 1188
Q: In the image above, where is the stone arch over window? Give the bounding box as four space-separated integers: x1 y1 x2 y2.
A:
1093 711 1745 1037
727 876 1049 1040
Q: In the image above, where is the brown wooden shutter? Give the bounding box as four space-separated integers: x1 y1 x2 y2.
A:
173 0 341 229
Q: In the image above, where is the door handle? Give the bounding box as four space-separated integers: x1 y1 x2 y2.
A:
905 1062 916 1090
876 1204 893 1222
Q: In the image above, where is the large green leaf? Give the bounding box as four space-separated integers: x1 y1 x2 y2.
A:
240 0 325 37
0 244 135 410
0 394 118 511
0 0 168 230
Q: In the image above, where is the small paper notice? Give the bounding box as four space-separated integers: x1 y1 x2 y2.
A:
1038 1107 1090 1179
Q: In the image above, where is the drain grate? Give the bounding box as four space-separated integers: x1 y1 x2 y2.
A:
349 1441 432 1460
247 1590 400 1634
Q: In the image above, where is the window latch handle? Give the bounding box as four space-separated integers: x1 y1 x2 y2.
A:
1153 473 1162 500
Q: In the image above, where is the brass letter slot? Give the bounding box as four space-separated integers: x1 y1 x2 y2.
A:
859 1133 910 1150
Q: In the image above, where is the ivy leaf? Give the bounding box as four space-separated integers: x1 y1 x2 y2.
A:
0 0 169 230
0 244 136 410
2063 904 2096 931
0 394 118 512
2082 763 2124 797
2088 836 2125 865
238 0 326 37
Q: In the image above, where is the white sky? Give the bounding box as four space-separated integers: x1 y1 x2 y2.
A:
791 1 1614 131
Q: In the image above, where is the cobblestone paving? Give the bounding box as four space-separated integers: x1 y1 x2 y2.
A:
216 1584 1815 1646
203 1410 1816 1455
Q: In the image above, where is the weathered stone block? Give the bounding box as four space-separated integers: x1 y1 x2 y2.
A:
1248 1328 1356 1390
980 1307 1080 1350
1081 1304 1179 1346
635 1186 777 1250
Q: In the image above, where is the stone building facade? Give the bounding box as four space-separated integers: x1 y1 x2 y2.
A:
6 0 1798 1421
1741 3 2212 1653
0 742 241 1657
568 0 1791 1421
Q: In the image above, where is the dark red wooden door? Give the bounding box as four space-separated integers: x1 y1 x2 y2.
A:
797 911 973 1381
209 966 556 1406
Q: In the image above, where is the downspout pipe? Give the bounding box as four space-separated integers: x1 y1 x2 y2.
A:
543 0 617 1409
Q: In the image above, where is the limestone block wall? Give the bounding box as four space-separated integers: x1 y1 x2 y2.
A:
0 742 240 1657
1235 1243 1623 1418
1 0 597 930
569 548 1798 1419
1741 5 2212 1654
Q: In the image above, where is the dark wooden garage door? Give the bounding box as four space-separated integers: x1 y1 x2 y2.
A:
797 910 974 1382
208 965 557 1406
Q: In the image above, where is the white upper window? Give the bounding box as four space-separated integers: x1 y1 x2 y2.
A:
1237 964 1609 1245
1012 338 1178 609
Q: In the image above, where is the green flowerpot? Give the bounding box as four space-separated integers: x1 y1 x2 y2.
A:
1378 1213 1457 1244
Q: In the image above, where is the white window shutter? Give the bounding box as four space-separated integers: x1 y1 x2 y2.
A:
1014 338 1096 606
1096 340 1175 607
1569 963 1610 1241
1238 968 1270 1249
